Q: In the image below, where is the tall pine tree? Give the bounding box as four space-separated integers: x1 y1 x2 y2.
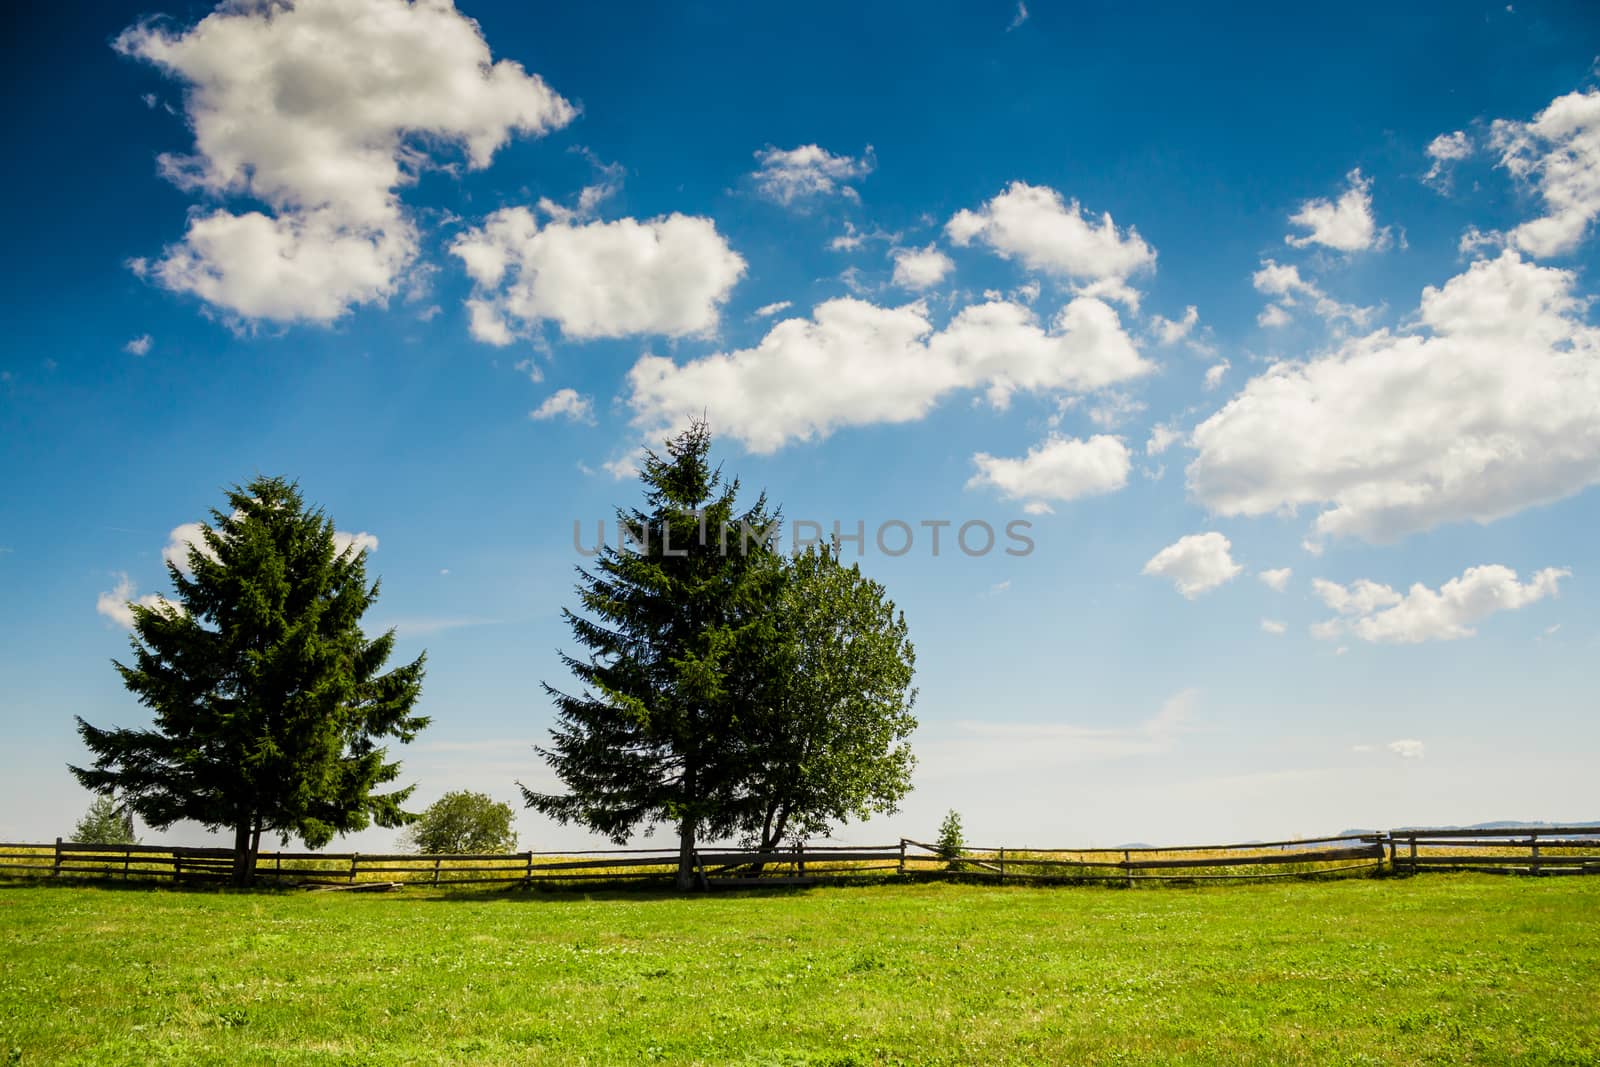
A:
70 477 428 885
524 422 780 889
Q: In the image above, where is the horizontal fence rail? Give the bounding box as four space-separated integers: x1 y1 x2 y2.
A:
2 828 1596 889
1387 827 1600 877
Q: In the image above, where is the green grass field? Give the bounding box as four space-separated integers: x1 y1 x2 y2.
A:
3 875 1598 1065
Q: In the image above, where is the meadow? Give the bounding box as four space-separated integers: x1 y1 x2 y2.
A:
3 875 1598 1065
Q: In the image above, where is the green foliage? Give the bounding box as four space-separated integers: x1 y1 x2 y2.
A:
3 879 1599 1064
738 543 917 851
69 476 428 882
528 423 919 885
401 791 518 854
525 421 779 886
936 810 965 867
70 794 138 845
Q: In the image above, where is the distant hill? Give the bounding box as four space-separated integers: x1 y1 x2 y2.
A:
1340 820 1600 836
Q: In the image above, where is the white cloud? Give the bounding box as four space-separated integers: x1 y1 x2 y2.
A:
1151 305 1199 344
753 300 792 318
1491 88 1600 256
1007 1 1030 30
1141 532 1243 599
946 181 1156 285
1311 564 1567 644
1260 619 1287 635
530 388 595 423
1203 359 1230 390
333 531 380 558
1286 169 1390 252
1257 303 1292 329
1388 739 1425 760
451 207 746 341
96 574 179 629
123 334 152 356
118 0 574 323
1257 567 1293 592
1193 252 1600 543
751 144 874 206
1252 259 1374 326
623 295 1150 454
1423 130 1474 189
1145 423 1183 456
967 434 1131 507
890 244 954 290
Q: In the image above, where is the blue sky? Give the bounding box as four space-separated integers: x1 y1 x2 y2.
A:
3 0 1599 850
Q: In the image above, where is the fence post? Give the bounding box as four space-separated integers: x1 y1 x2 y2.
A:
1124 849 1133 888
173 847 182 884
123 845 131 881
1407 835 1417 876
432 856 441 887
797 841 806 878
52 838 62 878
524 851 533 887
349 853 358 884
1529 834 1541 876
999 847 1006 881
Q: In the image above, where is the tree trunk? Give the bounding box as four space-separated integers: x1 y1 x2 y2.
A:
675 817 699 891
231 818 255 887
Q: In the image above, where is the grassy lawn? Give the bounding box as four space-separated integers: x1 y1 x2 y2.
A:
2 875 1598 1065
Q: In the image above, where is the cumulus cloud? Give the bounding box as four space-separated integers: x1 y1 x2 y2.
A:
890 244 954 290
118 0 574 323
752 144 874 206
1286 169 1390 252
96 574 180 629
1311 564 1567 643
1252 259 1374 327
622 295 1150 454
1258 567 1293 592
1261 619 1287 635
123 334 152 356
1192 251 1600 543
1257 303 1292 329
1203 359 1230 390
451 207 746 341
1491 88 1600 256
1151 305 1199 345
1423 130 1474 190
530 388 595 423
946 181 1155 287
1388 739 1425 759
753 300 792 318
1145 423 1183 456
967 434 1131 508
1142 532 1243 599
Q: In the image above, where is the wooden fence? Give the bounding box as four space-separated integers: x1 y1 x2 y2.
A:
1386 826 1600 877
1 828 1595 889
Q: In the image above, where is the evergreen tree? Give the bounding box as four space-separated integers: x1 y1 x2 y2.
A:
524 422 779 889
71 793 138 845
70 477 428 885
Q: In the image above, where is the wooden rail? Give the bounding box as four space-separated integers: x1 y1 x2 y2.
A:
1387 827 1600 877
2 827 1594 889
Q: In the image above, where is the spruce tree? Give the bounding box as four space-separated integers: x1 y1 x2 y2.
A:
70 476 427 885
524 421 779 889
